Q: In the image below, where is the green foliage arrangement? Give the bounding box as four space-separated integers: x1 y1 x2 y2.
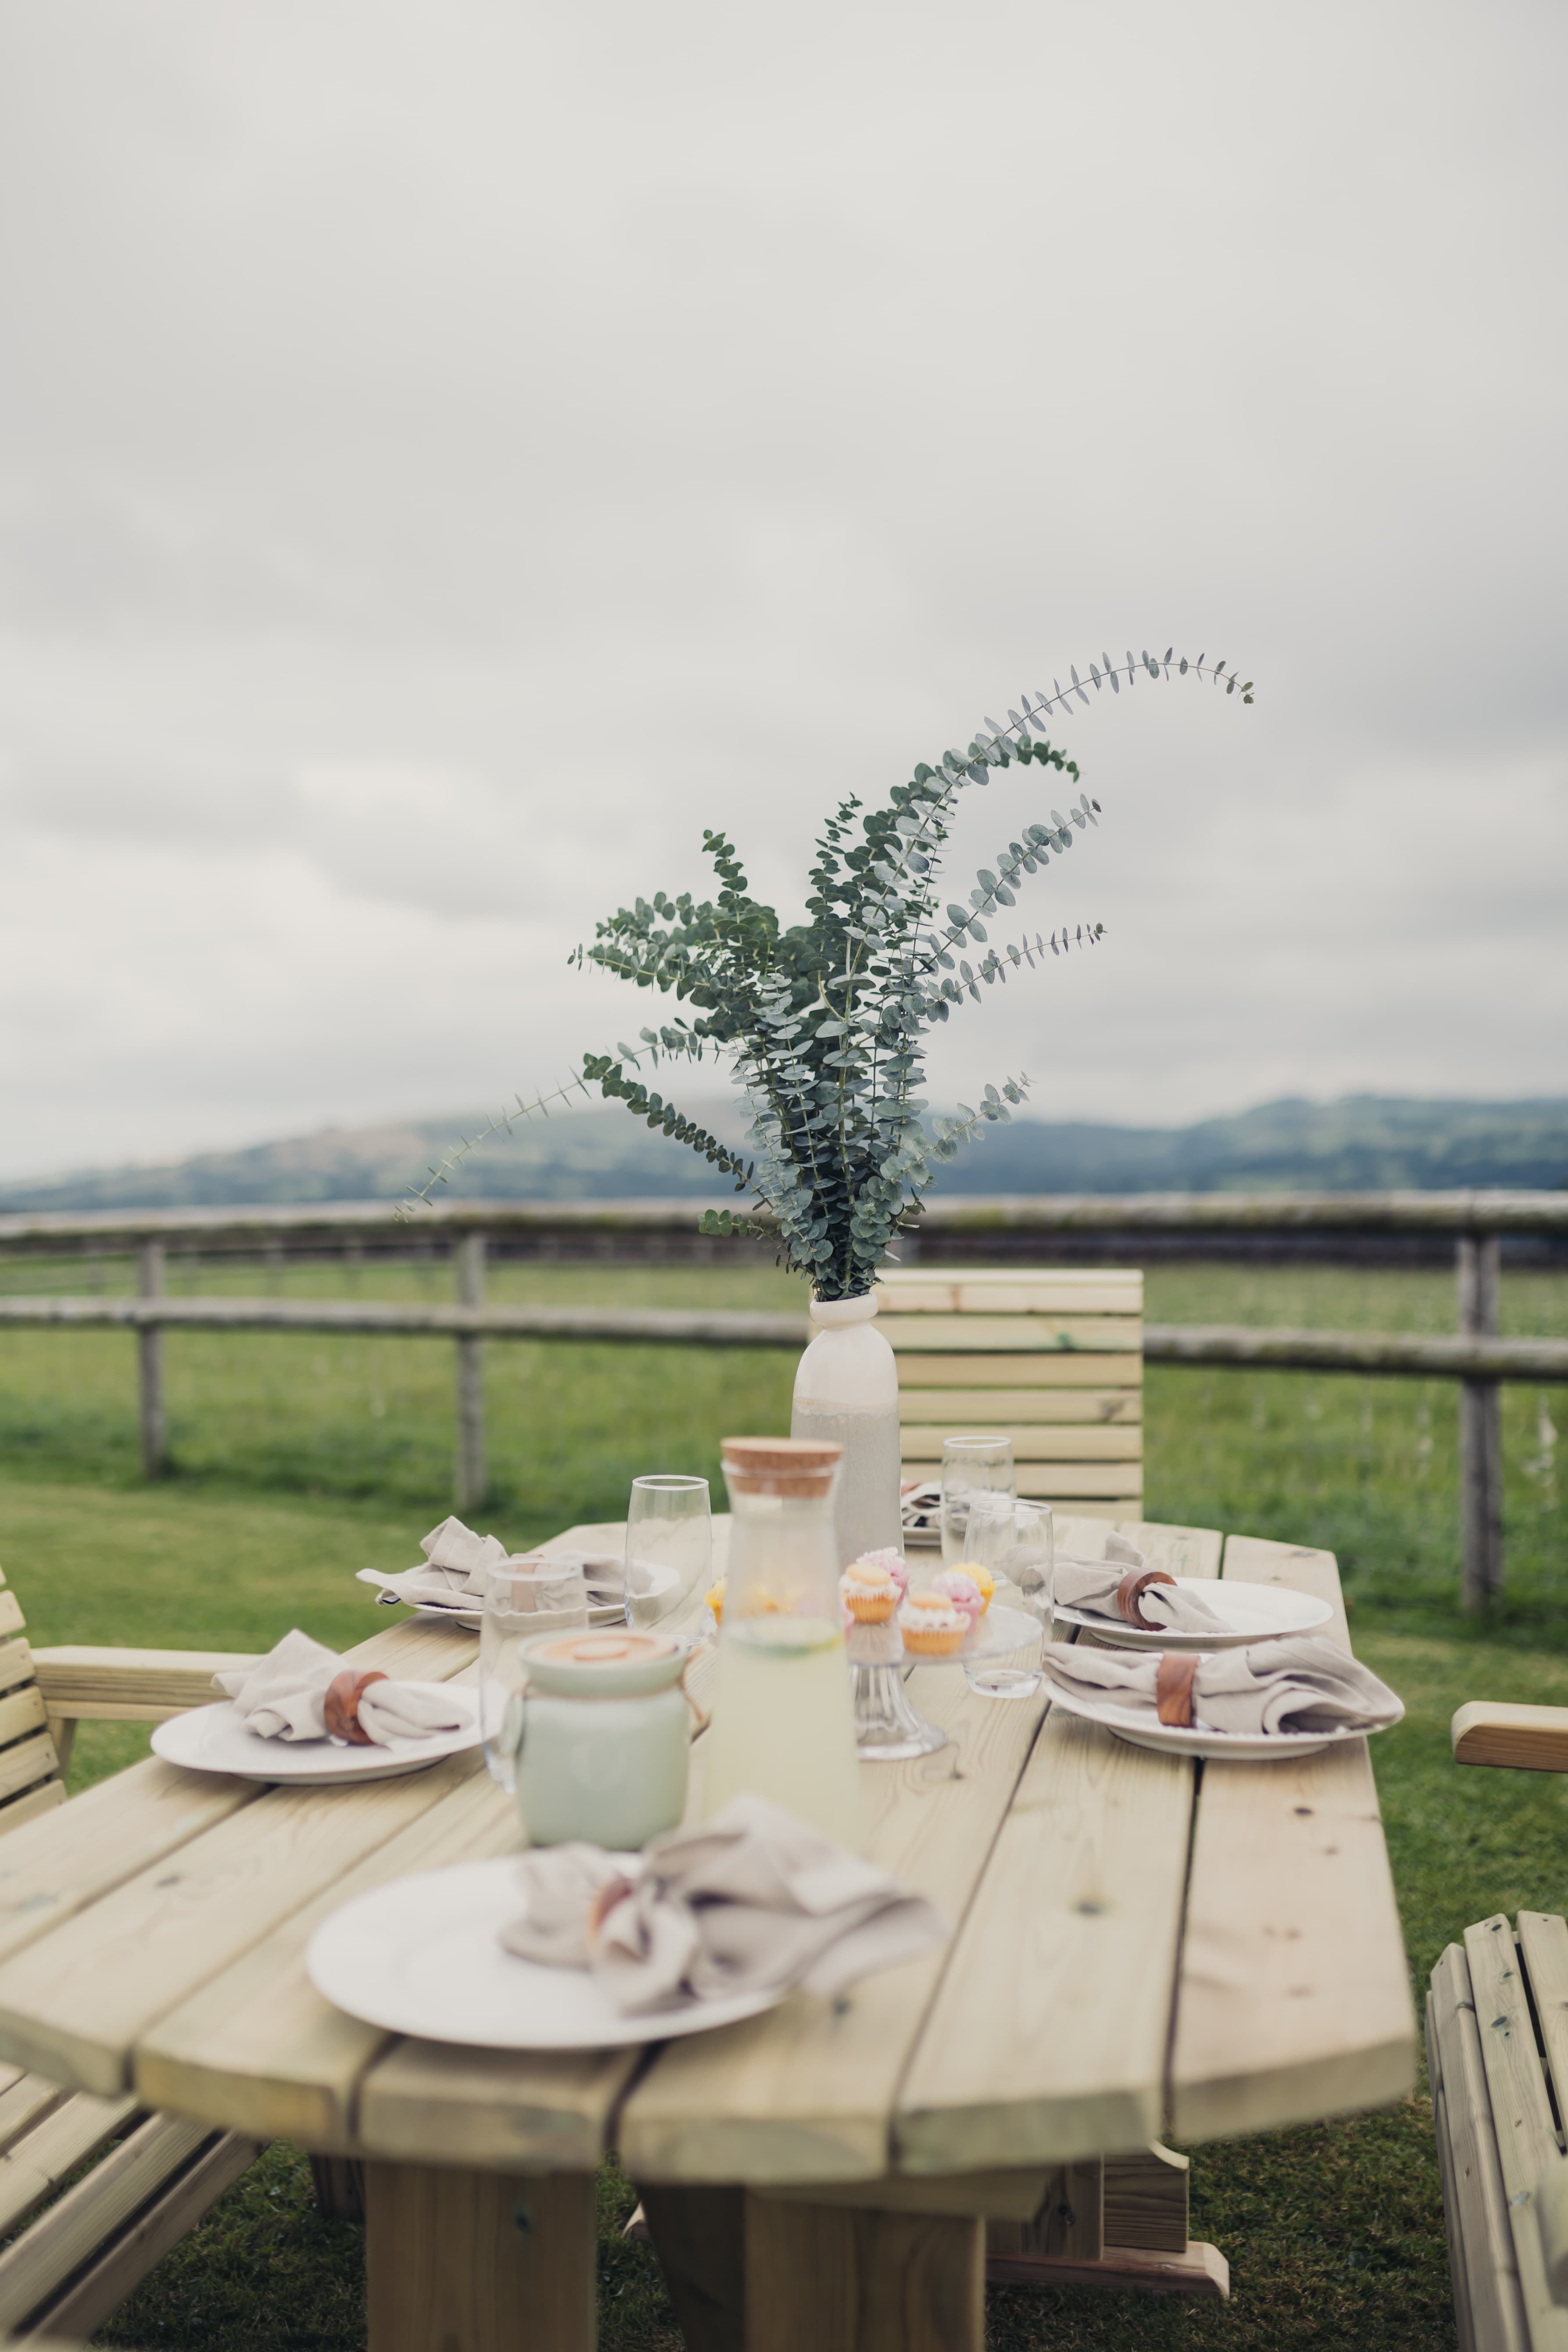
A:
415 650 1252 1296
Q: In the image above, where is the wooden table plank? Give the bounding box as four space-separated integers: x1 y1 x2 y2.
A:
136 1761 517 2145
1168 1536 1415 2142
894 1521 1218 2173
358 2040 639 2176
0 1743 490 2097
618 1669 1049 2185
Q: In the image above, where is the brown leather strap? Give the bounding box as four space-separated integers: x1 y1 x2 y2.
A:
1155 1652 1200 1728
324 1668 389 1744
1115 1566 1178 1629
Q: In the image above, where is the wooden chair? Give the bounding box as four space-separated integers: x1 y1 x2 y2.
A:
875 1266 1143 1522
1428 1704 1568 2349
0 1559 261 2341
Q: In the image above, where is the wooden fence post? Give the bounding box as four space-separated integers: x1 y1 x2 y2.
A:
138 1241 166 1479
1457 1234 1502 1611
455 1232 487 1515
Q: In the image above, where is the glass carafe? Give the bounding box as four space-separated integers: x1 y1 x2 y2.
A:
702 1437 864 1851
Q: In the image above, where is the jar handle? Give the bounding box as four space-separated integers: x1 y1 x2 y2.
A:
680 1654 711 1736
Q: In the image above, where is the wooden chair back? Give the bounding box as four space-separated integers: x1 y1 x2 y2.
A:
0 1566 65 1834
874 1266 1144 1523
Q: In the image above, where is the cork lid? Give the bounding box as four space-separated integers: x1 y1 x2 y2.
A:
721 1436 842 1497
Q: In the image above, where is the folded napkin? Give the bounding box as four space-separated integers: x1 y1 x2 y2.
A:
1051 1530 1229 1635
501 1793 949 2015
356 1517 623 1615
1040 1632 1402 1737
213 1629 469 1746
356 1514 511 1611
900 1480 942 1541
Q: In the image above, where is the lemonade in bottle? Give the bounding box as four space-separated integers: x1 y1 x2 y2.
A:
703 1437 863 1851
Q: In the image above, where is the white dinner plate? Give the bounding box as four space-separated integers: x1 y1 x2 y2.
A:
1041 1676 1403 1760
305 1857 783 2050
1051 1577 1332 1652
151 1695 483 1786
387 1598 627 1632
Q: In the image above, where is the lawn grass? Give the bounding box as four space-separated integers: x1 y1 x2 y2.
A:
0 1256 1562 2345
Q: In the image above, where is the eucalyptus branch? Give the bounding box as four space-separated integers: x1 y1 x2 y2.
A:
433 646 1250 1288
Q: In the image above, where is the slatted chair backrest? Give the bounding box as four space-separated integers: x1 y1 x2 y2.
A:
0 1565 66 1833
874 1266 1144 1522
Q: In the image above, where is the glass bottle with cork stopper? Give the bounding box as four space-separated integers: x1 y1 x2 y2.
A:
703 1436 863 1851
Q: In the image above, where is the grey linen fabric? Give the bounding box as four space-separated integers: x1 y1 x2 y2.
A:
356 1517 623 1613
213 1629 468 1745
501 1793 949 2015
356 1514 510 1610
1040 1633 1402 1736
1051 1530 1228 1634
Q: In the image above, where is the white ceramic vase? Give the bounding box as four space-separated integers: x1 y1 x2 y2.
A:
789 1292 902 1569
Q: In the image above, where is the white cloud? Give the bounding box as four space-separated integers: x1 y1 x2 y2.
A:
0 0 1564 1179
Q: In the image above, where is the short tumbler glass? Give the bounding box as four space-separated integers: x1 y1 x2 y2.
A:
625 1474 712 1630
960 1496 1052 1700
479 1556 589 1792
939 1434 1016 1565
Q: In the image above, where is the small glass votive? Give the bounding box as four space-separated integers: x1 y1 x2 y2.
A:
939 1434 1016 1565
960 1496 1052 1700
479 1556 589 1791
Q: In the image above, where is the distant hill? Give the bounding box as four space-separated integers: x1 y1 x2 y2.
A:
3 1095 1566 1213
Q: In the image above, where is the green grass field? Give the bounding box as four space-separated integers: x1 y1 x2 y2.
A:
0 1255 1563 2348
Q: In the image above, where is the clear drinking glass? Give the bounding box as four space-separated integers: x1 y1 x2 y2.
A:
624 1475 712 1630
479 1556 589 1791
939 1435 1016 1564
960 1496 1052 1700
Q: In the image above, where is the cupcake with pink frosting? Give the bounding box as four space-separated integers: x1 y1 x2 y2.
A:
930 1568 984 1629
850 1546 909 1599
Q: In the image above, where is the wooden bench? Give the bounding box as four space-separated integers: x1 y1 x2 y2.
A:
0 1561 260 2341
875 1267 1143 1522
1430 1702 1568 2349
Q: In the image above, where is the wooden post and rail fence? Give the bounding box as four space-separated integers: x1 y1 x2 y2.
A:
0 1191 1564 1609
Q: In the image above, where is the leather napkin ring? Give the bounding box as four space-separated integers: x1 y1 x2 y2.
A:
1115 1567 1178 1629
324 1669 388 1744
1155 1653 1200 1728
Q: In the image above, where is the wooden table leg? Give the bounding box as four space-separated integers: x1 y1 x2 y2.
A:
365 2160 597 2351
744 2193 983 2352
637 2184 745 2352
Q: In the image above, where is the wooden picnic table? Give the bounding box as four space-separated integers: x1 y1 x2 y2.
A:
0 1518 1414 2351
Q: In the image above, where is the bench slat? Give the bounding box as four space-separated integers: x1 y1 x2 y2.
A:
1429 1943 1532 2352
1461 1918 1568 2350
1427 1991 1479 2352
896 1354 1142 1389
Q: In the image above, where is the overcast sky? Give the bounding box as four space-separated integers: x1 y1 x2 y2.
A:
1 0 1564 1181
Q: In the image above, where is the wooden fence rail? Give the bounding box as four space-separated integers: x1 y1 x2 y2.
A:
1 1196 1564 1607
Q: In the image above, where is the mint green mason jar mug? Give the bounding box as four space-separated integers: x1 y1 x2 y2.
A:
515 1629 691 1849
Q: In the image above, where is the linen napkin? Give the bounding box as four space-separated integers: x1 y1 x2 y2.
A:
1040 1632 1402 1737
355 1514 510 1611
500 1793 950 2014
213 1629 469 1746
1051 1530 1229 1635
356 1518 624 1615
899 1480 942 1541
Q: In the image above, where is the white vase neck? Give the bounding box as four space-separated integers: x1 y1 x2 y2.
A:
809 1293 879 1329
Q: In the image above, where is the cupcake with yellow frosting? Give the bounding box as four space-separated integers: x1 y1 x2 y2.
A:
897 1590 970 1657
